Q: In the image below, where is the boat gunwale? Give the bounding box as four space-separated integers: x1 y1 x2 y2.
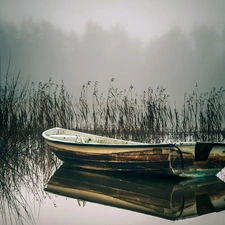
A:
42 128 225 153
44 138 177 148
42 127 200 148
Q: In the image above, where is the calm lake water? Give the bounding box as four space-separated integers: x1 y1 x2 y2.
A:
34 196 225 225
1 134 225 225
1 163 225 225
40 167 225 225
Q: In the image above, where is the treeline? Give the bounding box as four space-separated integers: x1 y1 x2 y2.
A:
0 18 225 99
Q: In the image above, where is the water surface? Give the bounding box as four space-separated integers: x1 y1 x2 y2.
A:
1 146 225 225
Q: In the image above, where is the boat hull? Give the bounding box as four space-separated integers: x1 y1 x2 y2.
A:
43 127 225 178
51 147 175 173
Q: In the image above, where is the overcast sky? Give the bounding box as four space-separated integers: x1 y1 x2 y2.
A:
1 0 225 43
1 0 225 106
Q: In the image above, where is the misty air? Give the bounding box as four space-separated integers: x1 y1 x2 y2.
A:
1 1 225 225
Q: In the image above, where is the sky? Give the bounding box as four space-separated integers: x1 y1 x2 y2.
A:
0 0 225 106
1 0 225 43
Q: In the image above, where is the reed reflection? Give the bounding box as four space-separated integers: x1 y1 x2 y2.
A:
45 165 225 221
0 63 62 225
0 135 60 225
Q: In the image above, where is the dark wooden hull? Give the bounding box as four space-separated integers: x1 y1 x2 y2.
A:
52 147 177 174
46 140 225 178
45 165 225 221
43 128 225 178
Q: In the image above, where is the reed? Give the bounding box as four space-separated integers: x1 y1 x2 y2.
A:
0 58 224 144
2 67 224 144
0 55 60 225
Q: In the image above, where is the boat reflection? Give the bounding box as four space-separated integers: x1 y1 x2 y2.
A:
45 164 225 221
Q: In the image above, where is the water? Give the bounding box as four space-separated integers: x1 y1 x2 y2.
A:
1 166 225 225
1 142 225 225
35 199 225 225
40 169 225 225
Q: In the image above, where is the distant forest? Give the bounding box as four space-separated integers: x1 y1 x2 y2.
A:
0 17 225 102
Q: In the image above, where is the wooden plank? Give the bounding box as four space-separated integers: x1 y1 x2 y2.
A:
53 151 171 171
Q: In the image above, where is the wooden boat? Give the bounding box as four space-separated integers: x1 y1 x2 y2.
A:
45 165 225 221
42 127 225 178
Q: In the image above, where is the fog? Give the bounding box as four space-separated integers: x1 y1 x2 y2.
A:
0 0 225 106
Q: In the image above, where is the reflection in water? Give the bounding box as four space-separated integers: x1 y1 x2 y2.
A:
1 133 225 224
0 136 60 225
45 165 225 221
217 167 225 181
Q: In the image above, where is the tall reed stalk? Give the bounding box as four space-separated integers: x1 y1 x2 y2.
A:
0 55 60 225
0 59 224 144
